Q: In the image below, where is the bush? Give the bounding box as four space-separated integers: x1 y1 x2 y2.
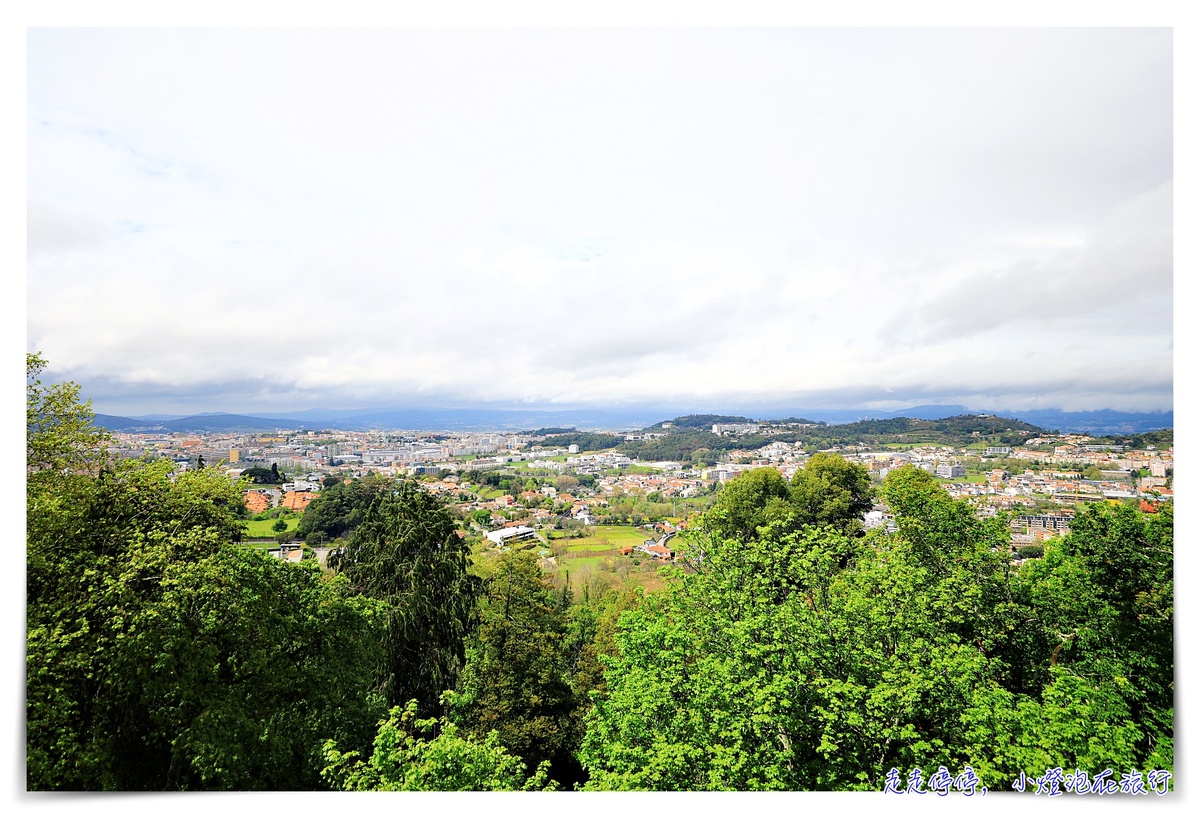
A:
1017 544 1044 559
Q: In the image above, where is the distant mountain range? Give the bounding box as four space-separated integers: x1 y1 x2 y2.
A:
92 404 1173 436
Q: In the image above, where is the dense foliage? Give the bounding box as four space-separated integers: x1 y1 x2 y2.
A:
701 455 873 543
538 432 626 451
334 481 480 714
26 454 390 789
321 701 553 791
578 466 1173 790
453 551 581 783
27 352 111 475
295 473 391 542
240 463 284 484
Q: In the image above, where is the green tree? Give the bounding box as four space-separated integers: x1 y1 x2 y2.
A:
321 700 553 791
1007 501 1174 774
789 452 874 535
453 550 580 786
334 480 480 715
97 552 387 789
296 475 389 541
580 472 1171 791
26 352 110 475
27 457 390 789
700 466 793 542
26 365 387 790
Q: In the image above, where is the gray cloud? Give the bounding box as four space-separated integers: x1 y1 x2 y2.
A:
880 180 1172 346
27 202 111 257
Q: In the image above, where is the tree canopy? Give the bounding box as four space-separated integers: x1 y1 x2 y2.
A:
334 479 481 715
577 465 1173 791
27 352 110 475
27 359 387 790
700 455 874 544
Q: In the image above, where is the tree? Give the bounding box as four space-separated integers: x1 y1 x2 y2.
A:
26 352 110 475
453 550 580 786
94 552 387 789
580 472 1171 791
1008 501 1174 773
698 456 873 546
789 452 874 535
700 466 793 542
334 480 480 716
27 363 387 790
28 457 390 789
296 475 390 541
321 701 553 791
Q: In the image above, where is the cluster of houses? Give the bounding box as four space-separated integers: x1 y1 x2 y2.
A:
242 487 319 514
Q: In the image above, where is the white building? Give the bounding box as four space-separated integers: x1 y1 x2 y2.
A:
485 526 537 547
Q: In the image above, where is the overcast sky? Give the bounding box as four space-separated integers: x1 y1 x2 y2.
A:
26 26 1173 417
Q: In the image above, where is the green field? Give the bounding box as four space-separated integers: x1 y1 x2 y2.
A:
552 525 654 550
243 516 300 538
550 525 669 595
553 551 667 595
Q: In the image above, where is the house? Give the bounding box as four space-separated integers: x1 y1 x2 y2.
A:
267 544 305 563
485 526 537 547
642 543 675 560
243 490 272 513
281 491 318 511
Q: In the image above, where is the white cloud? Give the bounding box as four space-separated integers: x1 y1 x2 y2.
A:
26 27 1173 416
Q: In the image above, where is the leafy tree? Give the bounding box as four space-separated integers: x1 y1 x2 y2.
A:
789 452 874 535
699 456 872 545
700 466 793 542
334 480 480 715
453 550 580 786
580 472 1171 791
554 475 580 492
27 365 387 790
321 700 553 791
1008 501 1174 773
241 465 286 484
296 475 389 541
27 457 390 789
26 352 110 475
96 552 386 789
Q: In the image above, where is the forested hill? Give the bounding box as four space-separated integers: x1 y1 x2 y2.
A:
587 414 1046 465
819 414 1046 444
